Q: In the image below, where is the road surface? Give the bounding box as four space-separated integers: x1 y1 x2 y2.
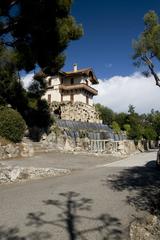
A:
0 151 158 239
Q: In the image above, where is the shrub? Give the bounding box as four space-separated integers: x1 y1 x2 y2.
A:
0 106 26 142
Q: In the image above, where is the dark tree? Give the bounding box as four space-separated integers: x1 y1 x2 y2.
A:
0 44 28 111
0 0 83 138
95 103 115 126
0 0 83 74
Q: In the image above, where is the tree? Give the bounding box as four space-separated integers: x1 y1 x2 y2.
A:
128 104 135 114
132 10 160 87
146 110 160 138
0 0 83 74
127 106 144 140
0 44 28 111
112 121 121 134
143 126 157 140
115 112 128 129
95 103 115 125
123 124 131 136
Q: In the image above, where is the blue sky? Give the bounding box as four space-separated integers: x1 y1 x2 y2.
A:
63 0 160 79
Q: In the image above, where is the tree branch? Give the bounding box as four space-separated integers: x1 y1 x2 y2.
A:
141 56 160 87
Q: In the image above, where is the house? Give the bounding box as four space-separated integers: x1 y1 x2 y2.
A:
43 64 98 106
42 64 101 123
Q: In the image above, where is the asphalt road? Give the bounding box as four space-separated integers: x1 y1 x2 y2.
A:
0 151 158 240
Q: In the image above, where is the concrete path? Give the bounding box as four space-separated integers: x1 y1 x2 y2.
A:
0 151 158 240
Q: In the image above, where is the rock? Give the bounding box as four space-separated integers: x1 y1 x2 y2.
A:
130 214 160 240
20 143 34 157
45 132 57 143
64 138 74 151
10 167 21 182
41 133 47 140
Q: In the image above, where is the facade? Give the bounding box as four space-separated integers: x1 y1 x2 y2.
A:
42 64 101 123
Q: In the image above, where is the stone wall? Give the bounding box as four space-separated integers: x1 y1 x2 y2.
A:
117 140 144 155
0 141 34 160
51 101 101 123
40 130 145 156
0 128 149 160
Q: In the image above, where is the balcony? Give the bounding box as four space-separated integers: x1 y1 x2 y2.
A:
59 83 98 95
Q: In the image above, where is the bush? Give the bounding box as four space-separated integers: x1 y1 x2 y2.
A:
0 107 26 142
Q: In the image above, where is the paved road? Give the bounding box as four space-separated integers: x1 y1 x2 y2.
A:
0 151 158 240
0 150 121 170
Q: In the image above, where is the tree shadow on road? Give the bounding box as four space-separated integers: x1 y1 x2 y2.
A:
103 160 160 216
0 226 51 240
26 191 122 240
0 191 122 240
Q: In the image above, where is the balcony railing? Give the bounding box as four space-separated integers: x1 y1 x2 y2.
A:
59 83 98 95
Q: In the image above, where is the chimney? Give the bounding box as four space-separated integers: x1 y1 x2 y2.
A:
73 64 78 72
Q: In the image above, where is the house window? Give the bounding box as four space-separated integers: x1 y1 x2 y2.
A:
71 78 74 85
86 96 89 105
61 94 63 102
70 93 74 103
48 94 51 104
48 78 52 86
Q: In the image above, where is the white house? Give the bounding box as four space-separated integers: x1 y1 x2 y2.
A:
43 64 98 106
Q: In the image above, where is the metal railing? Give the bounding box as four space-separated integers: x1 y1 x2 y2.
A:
90 139 119 153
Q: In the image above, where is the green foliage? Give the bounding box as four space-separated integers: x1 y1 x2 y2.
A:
96 103 160 141
123 124 131 134
115 112 128 129
95 103 115 125
0 45 28 112
0 0 83 74
143 126 157 140
128 124 143 140
146 110 160 137
127 106 144 140
112 121 121 134
26 99 53 129
0 107 26 142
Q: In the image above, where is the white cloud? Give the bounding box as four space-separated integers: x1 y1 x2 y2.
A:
21 72 34 88
94 72 160 113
